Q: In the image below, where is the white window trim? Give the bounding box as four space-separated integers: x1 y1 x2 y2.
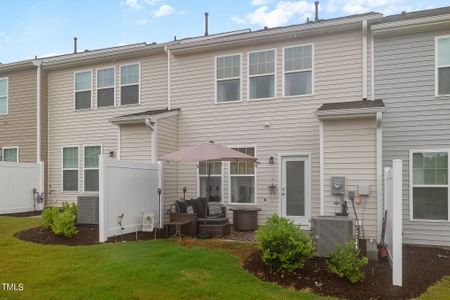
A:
119 62 141 106
96 66 116 108
409 149 450 222
197 161 224 203
435 35 450 97
247 49 277 101
62 146 80 193
282 43 314 98
214 53 243 104
228 145 257 205
0 77 8 115
83 144 102 193
74 70 93 110
1 146 19 162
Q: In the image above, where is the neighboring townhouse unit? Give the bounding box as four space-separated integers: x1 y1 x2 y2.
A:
373 7 450 246
40 43 179 207
168 12 383 240
0 60 41 163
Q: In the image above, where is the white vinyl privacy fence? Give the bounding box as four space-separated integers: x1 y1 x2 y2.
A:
0 161 44 214
384 159 403 287
99 156 162 242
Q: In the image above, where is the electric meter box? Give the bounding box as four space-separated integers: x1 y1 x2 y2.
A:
331 176 345 195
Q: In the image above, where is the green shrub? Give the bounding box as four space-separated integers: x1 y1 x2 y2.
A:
62 202 77 216
52 210 78 237
326 240 368 283
256 215 315 272
41 207 61 230
41 202 78 237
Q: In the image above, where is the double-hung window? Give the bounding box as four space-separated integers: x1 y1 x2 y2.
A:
120 64 140 105
412 151 449 220
198 161 222 201
249 50 275 99
74 71 92 109
84 145 101 192
284 45 313 96
97 67 115 107
0 78 8 115
2 147 18 162
63 147 79 192
437 36 450 96
216 55 241 102
230 147 256 203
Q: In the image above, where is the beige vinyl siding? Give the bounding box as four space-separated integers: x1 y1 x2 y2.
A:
323 117 377 239
171 29 367 224
157 115 178 217
47 54 168 204
0 67 37 163
120 124 152 161
376 29 450 246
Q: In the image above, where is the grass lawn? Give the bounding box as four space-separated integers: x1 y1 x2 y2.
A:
0 216 448 300
0 216 321 300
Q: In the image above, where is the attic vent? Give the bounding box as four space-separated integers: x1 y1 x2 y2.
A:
312 216 353 257
77 196 99 224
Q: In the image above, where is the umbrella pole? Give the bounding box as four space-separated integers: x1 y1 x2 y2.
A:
197 161 212 239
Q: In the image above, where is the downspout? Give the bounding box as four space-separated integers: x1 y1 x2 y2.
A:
145 118 157 163
165 46 172 111
362 20 368 99
376 112 383 242
319 120 324 215
34 61 42 163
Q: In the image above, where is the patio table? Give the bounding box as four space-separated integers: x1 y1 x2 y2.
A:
165 220 191 239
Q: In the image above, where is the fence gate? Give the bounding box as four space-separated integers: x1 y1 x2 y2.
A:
384 159 403 287
99 156 162 242
0 161 44 214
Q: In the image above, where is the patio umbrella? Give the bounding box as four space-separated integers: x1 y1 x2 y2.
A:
161 142 257 238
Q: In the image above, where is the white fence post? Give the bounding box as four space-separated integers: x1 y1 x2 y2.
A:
392 159 403 286
99 155 106 243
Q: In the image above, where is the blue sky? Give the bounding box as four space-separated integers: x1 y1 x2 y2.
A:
0 0 448 63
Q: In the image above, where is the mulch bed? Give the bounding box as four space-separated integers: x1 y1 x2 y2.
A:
1 211 42 217
243 245 450 299
14 225 167 246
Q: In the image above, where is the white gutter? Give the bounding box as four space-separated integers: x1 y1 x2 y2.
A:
371 14 450 35
362 20 368 99
316 107 385 119
33 61 42 163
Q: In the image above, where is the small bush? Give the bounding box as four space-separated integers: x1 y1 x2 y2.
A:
41 202 78 237
41 207 61 230
256 215 315 272
327 240 368 283
52 210 78 237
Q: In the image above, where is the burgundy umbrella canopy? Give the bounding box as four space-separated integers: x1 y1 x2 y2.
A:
161 143 257 163
161 142 257 238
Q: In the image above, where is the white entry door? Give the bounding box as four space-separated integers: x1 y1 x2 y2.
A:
280 155 311 227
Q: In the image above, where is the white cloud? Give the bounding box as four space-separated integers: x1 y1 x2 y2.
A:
251 0 271 5
143 0 161 5
154 4 175 17
122 0 143 10
326 0 419 15
233 1 314 27
136 19 148 25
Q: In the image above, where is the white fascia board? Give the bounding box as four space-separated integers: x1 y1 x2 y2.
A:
372 14 450 36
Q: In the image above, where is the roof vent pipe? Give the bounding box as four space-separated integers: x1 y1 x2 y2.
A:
73 37 78 54
314 1 319 22
204 12 209 36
